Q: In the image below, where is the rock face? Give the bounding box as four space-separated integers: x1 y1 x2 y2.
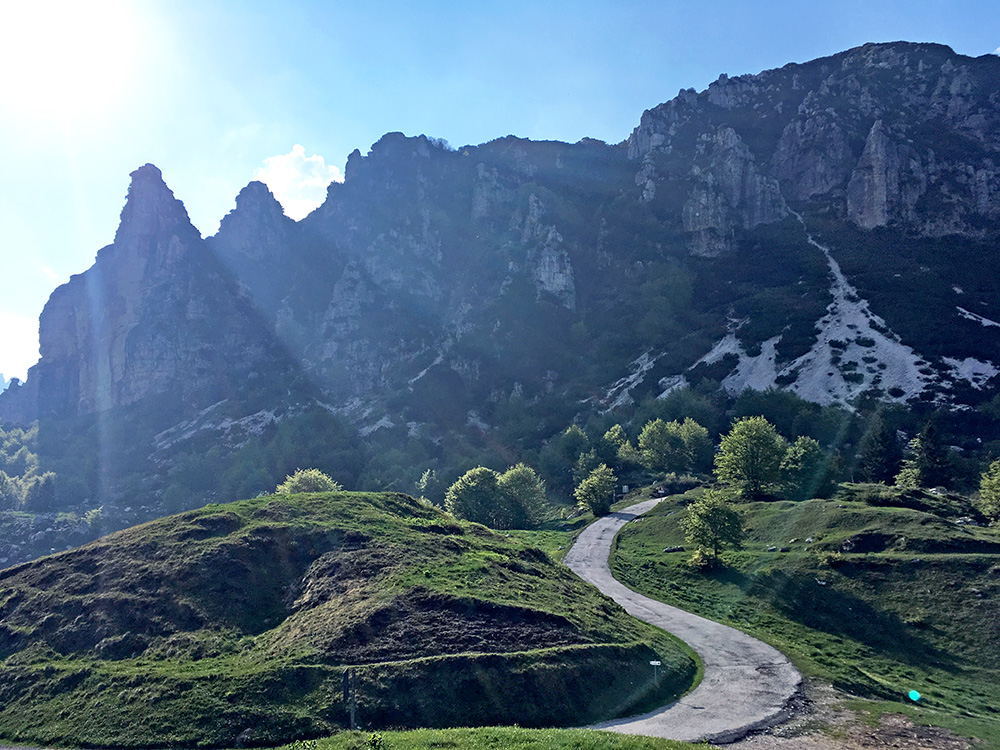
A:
629 42 1000 237
1 42 999 511
5 165 289 422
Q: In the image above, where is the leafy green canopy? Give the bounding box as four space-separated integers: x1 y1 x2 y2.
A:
715 417 787 499
680 490 745 562
445 464 547 528
574 463 617 516
276 467 343 494
978 458 1000 522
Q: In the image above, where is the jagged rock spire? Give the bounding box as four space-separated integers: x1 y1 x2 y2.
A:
114 164 201 247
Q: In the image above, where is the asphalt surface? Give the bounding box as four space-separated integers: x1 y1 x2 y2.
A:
563 498 803 744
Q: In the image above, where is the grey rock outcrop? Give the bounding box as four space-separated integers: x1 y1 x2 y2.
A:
1 42 999 533
11 165 288 420
683 127 788 255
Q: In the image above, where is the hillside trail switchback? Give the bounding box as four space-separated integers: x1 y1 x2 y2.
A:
563 498 802 744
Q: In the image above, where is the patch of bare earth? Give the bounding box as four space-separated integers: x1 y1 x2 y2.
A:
727 681 976 750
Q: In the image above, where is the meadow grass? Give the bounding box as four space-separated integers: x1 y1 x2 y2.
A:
610 487 1000 745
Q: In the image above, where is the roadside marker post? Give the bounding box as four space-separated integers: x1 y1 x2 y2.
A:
650 659 661 682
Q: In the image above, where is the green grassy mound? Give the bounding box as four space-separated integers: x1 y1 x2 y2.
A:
0 491 695 747
611 486 1000 744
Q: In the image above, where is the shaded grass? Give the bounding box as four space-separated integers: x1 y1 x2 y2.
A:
610 490 1000 745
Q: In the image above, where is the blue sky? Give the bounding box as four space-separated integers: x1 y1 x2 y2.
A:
1 0 999 381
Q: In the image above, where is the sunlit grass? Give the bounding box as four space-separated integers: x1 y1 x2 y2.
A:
610 489 1000 745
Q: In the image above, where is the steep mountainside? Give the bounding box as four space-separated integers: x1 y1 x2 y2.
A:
0 41 998 526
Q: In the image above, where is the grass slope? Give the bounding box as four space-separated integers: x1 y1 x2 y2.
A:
306 726 703 749
610 485 1000 745
0 491 695 748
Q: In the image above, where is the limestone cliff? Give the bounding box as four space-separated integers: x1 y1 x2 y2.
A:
628 42 1000 237
6 165 289 422
1 43 999 528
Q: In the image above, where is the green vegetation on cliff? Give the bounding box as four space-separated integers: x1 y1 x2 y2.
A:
0 490 695 747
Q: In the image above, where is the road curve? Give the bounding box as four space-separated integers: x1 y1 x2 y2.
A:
563 498 802 745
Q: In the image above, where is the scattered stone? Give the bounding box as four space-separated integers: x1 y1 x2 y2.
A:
779 547 791 553
663 545 686 553
766 545 778 552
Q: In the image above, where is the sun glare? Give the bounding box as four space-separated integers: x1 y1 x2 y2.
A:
0 0 141 122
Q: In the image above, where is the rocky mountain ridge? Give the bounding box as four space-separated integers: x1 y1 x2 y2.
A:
1 41 998 520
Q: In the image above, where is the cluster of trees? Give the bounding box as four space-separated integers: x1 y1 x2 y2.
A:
679 410 1000 565
444 464 546 529
0 424 58 512
714 416 837 501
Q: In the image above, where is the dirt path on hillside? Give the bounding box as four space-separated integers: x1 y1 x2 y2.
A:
563 498 803 744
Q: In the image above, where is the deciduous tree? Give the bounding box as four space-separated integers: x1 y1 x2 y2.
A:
445 467 505 527
977 459 1000 523
498 463 547 528
638 419 685 473
574 463 617 516
715 416 787 499
681 490 744 562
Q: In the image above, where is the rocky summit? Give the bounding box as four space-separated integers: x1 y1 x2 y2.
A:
1 41 999 528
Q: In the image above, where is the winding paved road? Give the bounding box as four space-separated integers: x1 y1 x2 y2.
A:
563 498 802 744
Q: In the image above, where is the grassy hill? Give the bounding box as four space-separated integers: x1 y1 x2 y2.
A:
610 484 1000 744
0 491 696 748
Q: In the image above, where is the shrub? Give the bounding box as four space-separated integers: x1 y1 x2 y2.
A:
275 468 342 494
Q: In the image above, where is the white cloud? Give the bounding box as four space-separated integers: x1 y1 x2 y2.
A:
0 311 40 381
252 145 343 220
995 46 1000 55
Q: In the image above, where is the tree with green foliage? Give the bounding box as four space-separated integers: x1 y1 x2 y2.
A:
21 472 57 512
894 422 952 489
855 413 903 483
415 468 445 505
715 416 787 500
600 424 639 471
445 467 504 527
681 490 744 562
275 468 343 494
574 463 617 516
557 425 590 463
780 436 829 501
678 417 713 474
638 419 686 473
540 424 592 495
0 471 20 510
573 448 602 486
498 463 547 527
977 459 1000 523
